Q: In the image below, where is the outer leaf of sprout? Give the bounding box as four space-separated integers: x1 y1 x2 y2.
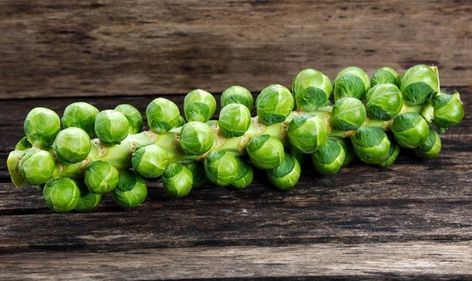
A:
219 104 252 137
292 68 332 111
163 163 193 197
24 107 61 149
312 138 346 175
266 154 301 191
415 130 441 159
62 102 99 137
84 160 119 194
400 64 439 105
184 89 217 122
15 137 32 151
43 177 81 213
334 66 370 101
53 127 91 163
366 83 403 120
75 183 102 212
19 149 56 185
287 115 328 153
94 110 129 145
179 121 214 155
432 91 464 129
331 97 366 130
115 104 143 134
370 67 399 87
132 144 169 178
378 142 400 168
331 137 354 167
186 162 206 188
113 171 148 208
246 134 285 169
351 127 391 165
7 150 29 187
232 159 254 189
221 86 254 110
391 112 429 148
204 151 239 186
256 84 294 125
146 98 181 133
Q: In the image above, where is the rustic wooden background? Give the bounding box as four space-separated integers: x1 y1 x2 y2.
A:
0 0 471 280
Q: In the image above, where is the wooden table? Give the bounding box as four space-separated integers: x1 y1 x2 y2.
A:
0 1 471 280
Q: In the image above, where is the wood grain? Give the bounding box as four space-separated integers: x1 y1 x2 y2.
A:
1 0 472 99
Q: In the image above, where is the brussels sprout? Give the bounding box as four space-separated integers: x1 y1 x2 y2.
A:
256 84 294 125
132 144 169 178
391 112 429 148
221 86 254 110
94 110 129 145
75 183 102 212
331 137 354 167
184 89 217 122
113 171 148 208
334 66 370 100
114 104 143 134
43 177 81 213
19 149 56 185
351 127 391 165
204 151 239 186
365 83 403 120
162 163 193 197
232 159 254 189
246 134 285 169
53 127 91 163
266 154 301 191
287 115 328 153
415 130 441 159
179 115 186 126
312 138 346 175
24 107 61 148
84 160 119 193
62 102 99 137
292 68 332 111
400 64 439 105
146 98 181 133
370 67 399 87
15 137 32 151
218 104 252 137
432 91 464 129
179 121 214 155
186 162 206 188
378 142 400 168
331 97 366 130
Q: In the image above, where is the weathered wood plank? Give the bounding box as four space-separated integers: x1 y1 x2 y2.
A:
0 0 471 99
0 242 470 280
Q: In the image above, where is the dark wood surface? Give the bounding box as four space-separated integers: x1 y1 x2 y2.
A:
0 87 470 280
1 0 472 99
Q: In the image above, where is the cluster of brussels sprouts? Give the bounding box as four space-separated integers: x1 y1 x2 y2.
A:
7 65 464 212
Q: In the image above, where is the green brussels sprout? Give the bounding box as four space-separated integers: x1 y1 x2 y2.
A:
179 115 186 126
331 97 366 130
84 160 119 193
292 68 332 111
400 64 439 105
365 83 403 120
113 171 148 208
370 67 399 87
179 121 214 155
53 127 91 163
312 138 346 175
221 86 254 110
377 141 400 168
146 98 181 133
186 162 206 188
351 127 391 165
204 151 239 186
256 84 294 125
15 137 32 151
246 134 285 169
62 102 99 137
43 177 81 213
232 159 254 189
266 154 301 191
287 115 328 153
334 66 370 100
94 110 129 145
19 149 56 185
391 112 429 148
415 130 441 159
132 144 169 178
218 104 252 137
331 137 354 167
75 183 102 212
163 163 193 197
432 91 464 129
184 89 217 122
114 104 143 134
24 107 61 148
